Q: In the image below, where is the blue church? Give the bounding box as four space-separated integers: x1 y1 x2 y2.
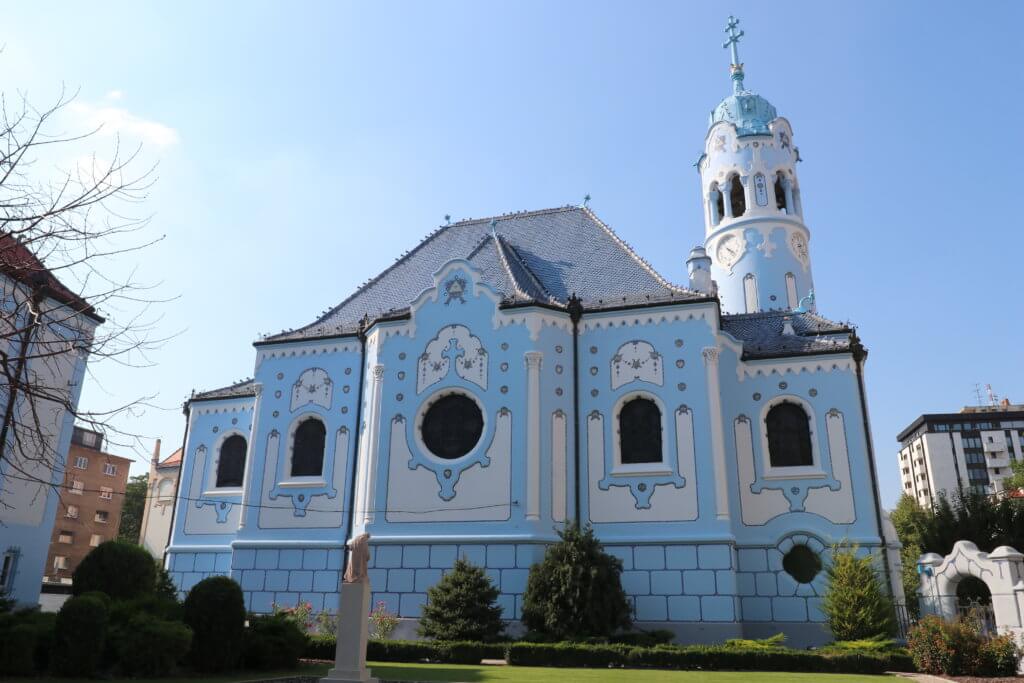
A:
166 19 901 644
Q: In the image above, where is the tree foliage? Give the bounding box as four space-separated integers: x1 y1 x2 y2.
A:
118 473 148 543
182 576 245 672
889 494 929 615
521 522 632 639
418 557 503 642
72 540 156 601
821 546 896 641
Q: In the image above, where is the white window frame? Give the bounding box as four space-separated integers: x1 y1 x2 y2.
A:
203 429 249 496
89 534 103 547
103 462 116 476
785 273 798 309
0 551 17 592
58 531 73 544
65 505 79 519
53 556 68 570
70 479 84 495
743 273 758 313
277 413 330 488
94 510 109 524
99 486 113 501
610 391 671 476
758 394 826 480
74 456 89 470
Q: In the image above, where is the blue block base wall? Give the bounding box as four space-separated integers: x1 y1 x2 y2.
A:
169 542 830 628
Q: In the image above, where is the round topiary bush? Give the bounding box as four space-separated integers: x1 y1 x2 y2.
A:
243 614 306 670
72 541 156 601
418 557 504 641
183 576 245 672
521 522 632 639
51 594 109 677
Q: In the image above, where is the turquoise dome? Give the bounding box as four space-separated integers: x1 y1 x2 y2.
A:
709 89 777 137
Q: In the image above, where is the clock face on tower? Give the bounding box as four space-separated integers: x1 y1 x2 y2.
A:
716 233 745 271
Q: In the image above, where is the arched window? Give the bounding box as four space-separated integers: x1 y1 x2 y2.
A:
157 478 175 501
729 174 746 218
291 418 326 477
215 435 247 488
710 183 723 226
775 171 789 213
743 273 758 313
785 273 798 309
766 402 813 468
619 397 662 464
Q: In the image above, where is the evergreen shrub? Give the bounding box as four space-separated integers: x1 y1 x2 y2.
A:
51 594 109 677
182 576 245 672
243 614 306 670
821 546 896 640
418 557 503 642
72 541 156 601
110 613 192 676
521 522 631 639
0 623 37 674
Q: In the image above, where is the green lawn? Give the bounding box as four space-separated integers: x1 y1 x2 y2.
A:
4 662 898 682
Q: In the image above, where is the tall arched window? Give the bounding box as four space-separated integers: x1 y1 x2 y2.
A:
775 171 789 213
619 397 662 464
291 418 326 477
710 183 723 226
215 434 247 488
729 174 746 218
785 273 798 309
743 273 758 313
765 402 813 468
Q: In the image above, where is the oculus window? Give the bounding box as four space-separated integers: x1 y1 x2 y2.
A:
421 393 483 460
782 544 821 584
216 434 247 488
766 402 813 468
619 397 663 464
292 418 326 477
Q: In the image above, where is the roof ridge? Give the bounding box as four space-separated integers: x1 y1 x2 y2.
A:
579 206 695 297
449 205 580 228
489 234 532 301
495 234 557 305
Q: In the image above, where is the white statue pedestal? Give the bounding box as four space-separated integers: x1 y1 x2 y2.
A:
320 580 378 683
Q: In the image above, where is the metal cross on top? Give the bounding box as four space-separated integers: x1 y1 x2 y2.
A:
723 15 744 66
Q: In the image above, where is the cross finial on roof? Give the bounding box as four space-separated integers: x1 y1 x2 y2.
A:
444 214 451 225
582 193 591 208
723 16 746 93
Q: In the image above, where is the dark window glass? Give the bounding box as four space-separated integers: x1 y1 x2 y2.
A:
774 172 788 212
215 435 247 487
782 544 821 584
729 175 746 217
421 394 483 460
766 402 813 467
292 418 326 477
714 184 724 222
619 397 663 464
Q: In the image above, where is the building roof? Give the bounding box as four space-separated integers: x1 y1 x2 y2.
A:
897 408 1024 442
0 234 103 323
190 378 257 403
262 206 701 343
720 310 852 360
157 447 182 468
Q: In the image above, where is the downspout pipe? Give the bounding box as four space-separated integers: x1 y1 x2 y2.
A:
568 295 583 523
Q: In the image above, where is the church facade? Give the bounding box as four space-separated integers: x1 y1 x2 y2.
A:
166 22 899 644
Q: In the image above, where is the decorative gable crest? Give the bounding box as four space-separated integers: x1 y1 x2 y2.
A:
443 276 467 304
418 325 488 393
610 340 663 389
290 368 332 412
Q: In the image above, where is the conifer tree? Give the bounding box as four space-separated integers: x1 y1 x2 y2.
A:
521 521 632 639
822 546 896 641
418 557 504 642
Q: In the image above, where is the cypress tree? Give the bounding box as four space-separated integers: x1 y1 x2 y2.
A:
822 546 896 641
418 557 504 642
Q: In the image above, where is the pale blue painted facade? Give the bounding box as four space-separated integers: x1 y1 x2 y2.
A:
166 38 898 644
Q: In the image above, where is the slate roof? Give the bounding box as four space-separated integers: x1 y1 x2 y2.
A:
191 378 256 402
262 206 700 342
721 310 853 360
0 233 103 323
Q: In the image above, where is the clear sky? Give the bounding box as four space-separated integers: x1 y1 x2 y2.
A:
5 1 1022 508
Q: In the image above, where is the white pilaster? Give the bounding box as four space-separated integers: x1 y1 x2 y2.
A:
524 351 543 521
702 347 730 520
238 382 262 529
359 365 386 525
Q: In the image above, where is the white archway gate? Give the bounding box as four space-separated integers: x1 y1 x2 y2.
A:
918 540 1024 658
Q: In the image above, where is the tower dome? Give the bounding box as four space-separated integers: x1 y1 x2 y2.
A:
709 91 777 137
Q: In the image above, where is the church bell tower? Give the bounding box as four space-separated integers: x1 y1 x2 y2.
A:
698 17 815 315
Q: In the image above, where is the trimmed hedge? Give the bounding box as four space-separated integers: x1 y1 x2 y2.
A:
51 594 110 677
72 541 156 601
304 636 914 674
183 576 246 672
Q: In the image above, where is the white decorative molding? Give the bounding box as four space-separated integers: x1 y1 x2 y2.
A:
525 351 543 520
702 346 729 519
737 357 854 382
610 340 663 389
290 368 332 412
255 341 358 370
191 400 255 416
356 363 386 526
551 410 567 523
673 406 699 521
580 308 711 333
494 309 572 341
417 324 488 393
734 416 789 525
804 409 855 523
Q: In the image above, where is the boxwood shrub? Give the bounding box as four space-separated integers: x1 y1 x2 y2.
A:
51 594 110 677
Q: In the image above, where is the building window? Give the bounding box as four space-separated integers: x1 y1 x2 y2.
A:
103 462 116 476
157 478 175 501
216 434 247 488
420 394 484 460
94 511 109 524
65 505 79 519
53 556 68 570
70 480 84 495
89 534 103 547
775 171 789 213
766 402 814 468
785 273 798 309
0 550 17 592
728 174 746 217
710 183 724 226
58 531 73 544
291 417 327 477
743 273 758 313
99 486 113 501
74 456 88 470
782 544 821 584
618 397 663 465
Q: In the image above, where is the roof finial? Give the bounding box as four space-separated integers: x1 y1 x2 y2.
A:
444 214 451 226
489 218 498 239
582 193 591 208
723 16 745 94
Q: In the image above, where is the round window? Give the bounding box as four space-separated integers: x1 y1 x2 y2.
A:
782 544 821 584
420 393 484 460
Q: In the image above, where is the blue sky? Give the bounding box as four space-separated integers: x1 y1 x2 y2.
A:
5 1 1022 508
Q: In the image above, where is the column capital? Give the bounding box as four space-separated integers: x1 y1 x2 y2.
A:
702 346 720 366
371 364 385 381
524 351 543 369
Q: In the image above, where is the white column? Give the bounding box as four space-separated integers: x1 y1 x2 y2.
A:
360 365 386 525
238 382 263 529
702 347 730 520
524 351 543 521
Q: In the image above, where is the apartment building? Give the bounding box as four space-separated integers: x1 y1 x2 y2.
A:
896 400 1024 507
43 426 133 586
